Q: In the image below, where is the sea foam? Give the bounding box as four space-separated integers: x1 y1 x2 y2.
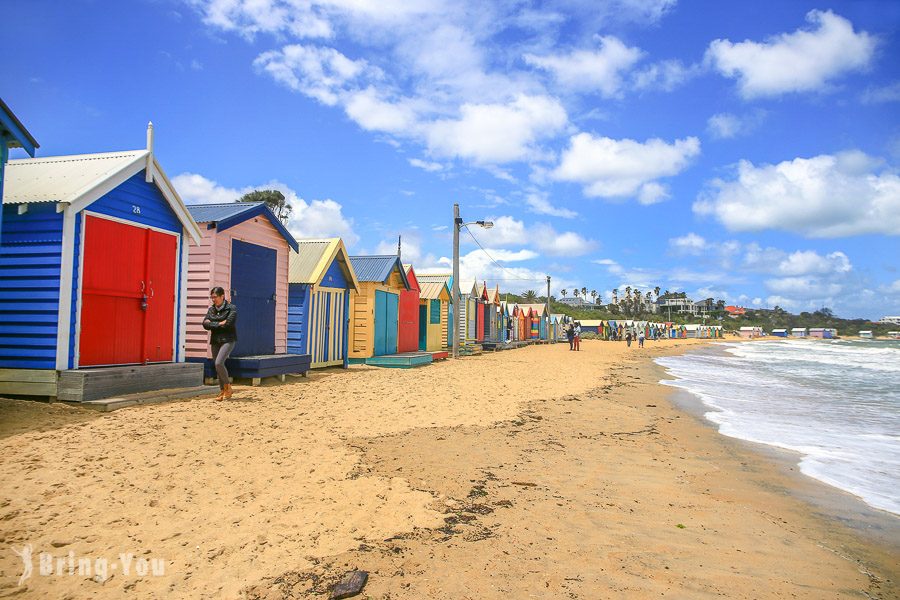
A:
656 340 900 516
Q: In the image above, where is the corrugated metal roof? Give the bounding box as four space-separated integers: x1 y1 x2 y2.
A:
518 303 549 316
419 280 451 301
349 255 410 288
186 202 262 223
3 150 147 204
289 238 359 290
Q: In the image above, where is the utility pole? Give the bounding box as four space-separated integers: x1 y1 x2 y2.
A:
545 275 551 334
452 203 461 359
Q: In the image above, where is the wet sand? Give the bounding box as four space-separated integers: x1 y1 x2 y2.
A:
0 339 896 598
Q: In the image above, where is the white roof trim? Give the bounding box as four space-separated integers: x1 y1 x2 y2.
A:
4 149 202 245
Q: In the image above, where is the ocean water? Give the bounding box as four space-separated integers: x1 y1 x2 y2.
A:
656 339 900 516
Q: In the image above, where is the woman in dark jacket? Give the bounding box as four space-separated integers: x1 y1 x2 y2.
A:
203 287 238 400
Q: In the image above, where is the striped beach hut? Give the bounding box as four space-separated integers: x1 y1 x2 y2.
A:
185 202 298 360
287 238 359 368
348 255 411 359
485 284 501 342
518 303 549 340
791 327 808 338
416 275 451 352
0 127 203 399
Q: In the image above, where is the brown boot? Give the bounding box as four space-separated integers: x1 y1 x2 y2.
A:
214 387 225 401
223 383 233 400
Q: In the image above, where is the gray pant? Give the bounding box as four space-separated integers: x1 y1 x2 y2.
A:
210 342 235 389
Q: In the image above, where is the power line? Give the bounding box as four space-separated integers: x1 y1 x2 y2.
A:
463 225 545 283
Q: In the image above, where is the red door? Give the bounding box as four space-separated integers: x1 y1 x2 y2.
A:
397 288 419 353
79 215 178 366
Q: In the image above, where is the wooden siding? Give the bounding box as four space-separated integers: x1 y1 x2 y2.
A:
420 298 448 351
0 203 64 370
287 283 308 356
349 278 405 359
185 217 289 358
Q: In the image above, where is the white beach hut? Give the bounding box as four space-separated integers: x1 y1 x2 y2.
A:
791 327 808 338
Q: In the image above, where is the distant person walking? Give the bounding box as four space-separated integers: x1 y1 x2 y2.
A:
574 322 582 351
203 286 238 400
566 322 575 351
638 331 645 348
626 330 632 348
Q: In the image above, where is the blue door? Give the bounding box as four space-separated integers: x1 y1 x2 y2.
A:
373 290 398 356
230 239 276 356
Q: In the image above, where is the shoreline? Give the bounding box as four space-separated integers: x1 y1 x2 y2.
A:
1 339 897 598
656 343 900 554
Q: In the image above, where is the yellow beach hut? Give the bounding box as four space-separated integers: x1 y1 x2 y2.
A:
416 275 452 353
348 255 411 360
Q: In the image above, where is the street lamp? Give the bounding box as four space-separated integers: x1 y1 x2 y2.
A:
452 203 493 359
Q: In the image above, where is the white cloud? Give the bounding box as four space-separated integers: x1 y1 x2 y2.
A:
774 250 851 276
425 95 567 164
172 172 243 204
632 59 697 92
552 133 700 201
669 233 708 254
172 172 358 245
705 10 876 98
861 82 900 105
524 36 643 97
765 276 843 298
592 258 624 275
472 215 526 247
408 158 444 172
433 247 557 294
694 150 900 237
524 192 576 218
253 44 375 106
344 87 417 133
532 224 597 256
706 110 765 139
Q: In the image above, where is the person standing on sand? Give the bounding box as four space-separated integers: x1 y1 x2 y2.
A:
574 322 581 351
638 330 645 348
203 286 238 401
626 330 632 348
566 322 575 350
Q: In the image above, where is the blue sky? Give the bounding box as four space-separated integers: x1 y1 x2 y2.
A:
5 0 900 318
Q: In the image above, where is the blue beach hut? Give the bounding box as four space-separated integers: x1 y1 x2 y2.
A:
288 238 359 368
1 98 39 243
0 124 203 400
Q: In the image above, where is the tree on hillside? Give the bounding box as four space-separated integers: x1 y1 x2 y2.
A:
590 290 597 304
654 286 661 300
625 286 632 300
238 189 292 224
612 289 618 304
523 289 538 301
560 289 567 298
580 287 587 301
573 289 580 299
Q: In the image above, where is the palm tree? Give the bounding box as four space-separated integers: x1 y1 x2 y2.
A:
573 289 580 299
625 286 632 300
654 286 661 300
560 289 567 298
580 287 587 301
612 289 618 304
523 289 537 301
590 290 597 304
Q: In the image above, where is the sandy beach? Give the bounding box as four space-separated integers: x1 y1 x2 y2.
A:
0 340 897 599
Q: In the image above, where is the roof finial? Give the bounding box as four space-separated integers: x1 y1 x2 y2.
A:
145 121 154 183
397 234 401 259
